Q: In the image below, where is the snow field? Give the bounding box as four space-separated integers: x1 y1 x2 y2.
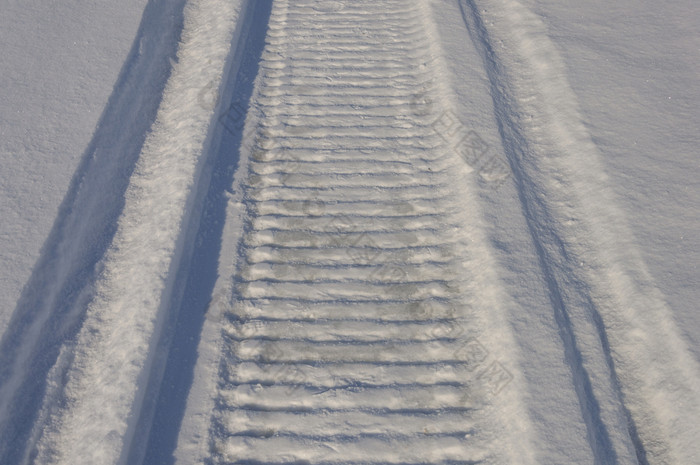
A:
0 0 697 463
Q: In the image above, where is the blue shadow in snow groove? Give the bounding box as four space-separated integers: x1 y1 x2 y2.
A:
138 1 273 464
0 0 187 463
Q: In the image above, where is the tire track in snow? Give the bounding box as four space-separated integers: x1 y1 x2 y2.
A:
177 0 531 464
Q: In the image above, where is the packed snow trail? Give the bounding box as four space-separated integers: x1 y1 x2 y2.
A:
4 0 699 464
175 0 529 463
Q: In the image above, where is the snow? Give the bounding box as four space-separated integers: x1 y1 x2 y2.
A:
22 1 246 463
0 0 698 464
526 0 700 358
454 1 700 462
0 0 149 340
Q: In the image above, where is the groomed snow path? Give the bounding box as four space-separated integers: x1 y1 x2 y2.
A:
179 1 524 464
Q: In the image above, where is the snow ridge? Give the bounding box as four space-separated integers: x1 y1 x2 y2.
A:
0 1 188 462
24 0 245 463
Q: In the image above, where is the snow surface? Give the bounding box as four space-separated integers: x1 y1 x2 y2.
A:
526 0 700 358
0 0 149 340
0 0 698 464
